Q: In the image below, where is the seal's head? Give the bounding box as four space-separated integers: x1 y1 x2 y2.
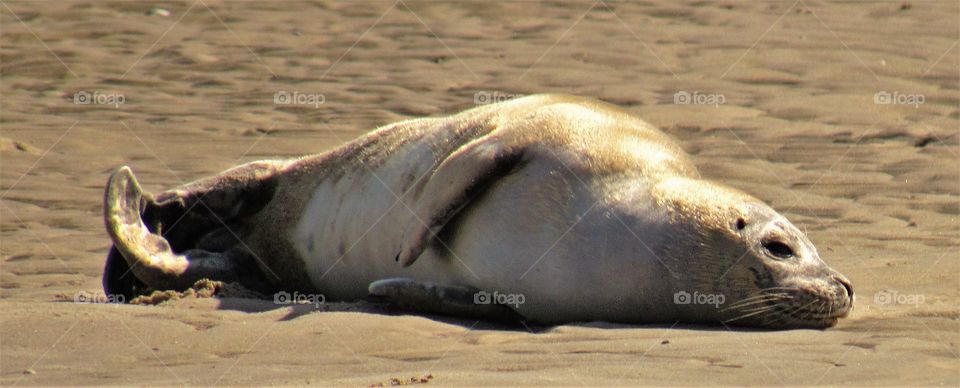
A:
653 177 854 329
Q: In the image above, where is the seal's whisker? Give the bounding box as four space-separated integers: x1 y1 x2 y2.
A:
723 294 784 307
725 298 797 323
721 293 792 311
785 300 819 321
723 309 772 323
761 306 798 327
730 291 791 303
728 290 792 303
767 300 801 320
721 296 792 312
757 286 800 291
720 297 790 312
721 299 779 312
808 301 838 320
817 301 829 315
723 306 778 323
725 287 798 304
739 301 792 313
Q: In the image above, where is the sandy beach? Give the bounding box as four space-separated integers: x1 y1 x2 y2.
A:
1 0 957 385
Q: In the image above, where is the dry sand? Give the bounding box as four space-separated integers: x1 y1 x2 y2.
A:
1 0 958 385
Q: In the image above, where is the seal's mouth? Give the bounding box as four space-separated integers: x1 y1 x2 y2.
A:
721 285 853 329
778 301 851 329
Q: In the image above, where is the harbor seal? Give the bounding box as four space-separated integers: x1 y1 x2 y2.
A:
103 94 853 328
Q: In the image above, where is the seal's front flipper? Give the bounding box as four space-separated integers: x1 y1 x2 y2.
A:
103 165 281 298
396 137 527 267
368 278 521 322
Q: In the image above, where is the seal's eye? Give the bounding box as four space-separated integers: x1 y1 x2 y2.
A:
763 240 794 259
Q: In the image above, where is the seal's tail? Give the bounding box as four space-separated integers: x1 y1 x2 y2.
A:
102 164 282 300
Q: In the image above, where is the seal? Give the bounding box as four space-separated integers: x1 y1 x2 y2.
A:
103 94 853 328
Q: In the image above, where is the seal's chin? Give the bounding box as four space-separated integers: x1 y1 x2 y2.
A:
769 308 849 329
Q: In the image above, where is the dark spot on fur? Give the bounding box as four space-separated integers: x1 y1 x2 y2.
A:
400 171 418 193
305 238 315 254
748 266 774 289
735 218 746 230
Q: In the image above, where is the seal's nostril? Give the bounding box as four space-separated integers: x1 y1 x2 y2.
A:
834 276 853 299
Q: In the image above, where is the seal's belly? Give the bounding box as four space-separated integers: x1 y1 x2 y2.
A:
290 147 464 300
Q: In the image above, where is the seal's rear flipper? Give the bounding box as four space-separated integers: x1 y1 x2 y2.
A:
103 246 147 301
103 165 281 298
368 278 522 322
